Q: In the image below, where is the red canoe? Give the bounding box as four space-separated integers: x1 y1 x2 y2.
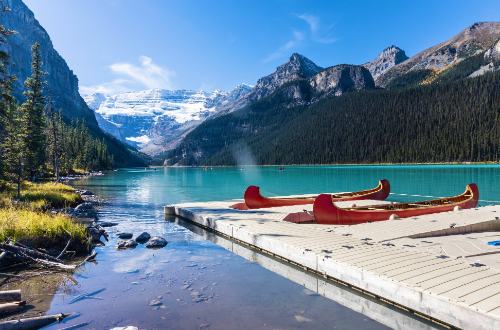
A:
312 183 479 225
231 180 390 210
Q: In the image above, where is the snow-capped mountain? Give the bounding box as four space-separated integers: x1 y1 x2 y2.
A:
84 85 252 155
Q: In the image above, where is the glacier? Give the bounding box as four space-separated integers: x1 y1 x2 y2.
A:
84 84 252 155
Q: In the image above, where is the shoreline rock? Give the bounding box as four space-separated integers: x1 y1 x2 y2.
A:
135 232 151 244
145 237 168 249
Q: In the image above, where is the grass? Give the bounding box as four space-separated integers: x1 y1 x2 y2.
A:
0 181 83 210
0 181 88 250
0 208 87 243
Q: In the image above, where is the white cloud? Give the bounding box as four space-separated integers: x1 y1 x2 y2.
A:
263 14 336 63
298 14 336 44
80 56 175 96
263 30 305 63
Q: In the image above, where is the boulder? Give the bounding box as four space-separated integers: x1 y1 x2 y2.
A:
117 240 138 249
135 232 151 244
145 237 168 249
78 190 94 196
74 202 93 212
99 222 118 228
117 233 133 239
73 202 98 219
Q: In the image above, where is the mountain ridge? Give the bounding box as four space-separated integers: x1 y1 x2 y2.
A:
84 84 253 155
1 0 146 166
163 22 500 165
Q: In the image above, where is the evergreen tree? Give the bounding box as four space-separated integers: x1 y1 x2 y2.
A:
45 103 62 181
0 21 15 180
21 42 46 180
1 80 25 198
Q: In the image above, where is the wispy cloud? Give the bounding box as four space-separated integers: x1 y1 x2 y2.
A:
263 14 336 63
263 30 305 63
298 14 336 44
80 56 175 95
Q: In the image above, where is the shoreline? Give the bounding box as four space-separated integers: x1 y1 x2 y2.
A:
158 161 500 168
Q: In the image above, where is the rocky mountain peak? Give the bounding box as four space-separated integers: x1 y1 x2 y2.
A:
376 22 500 87
251 53 322 101
285 53 323 77
363 45 408 84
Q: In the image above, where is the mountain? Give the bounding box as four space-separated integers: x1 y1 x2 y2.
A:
377 22 500 88
0 0 145 166
310 64 374 97
163 55 376 165
164 22 500 166
84 85 252 155
250 53 323 101
363 46 408 84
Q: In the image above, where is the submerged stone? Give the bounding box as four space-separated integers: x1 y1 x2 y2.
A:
145 236 168 249
117 232 133 239
99 221 118 227
117 240 138 249
149 298 162 306
135 232 151 244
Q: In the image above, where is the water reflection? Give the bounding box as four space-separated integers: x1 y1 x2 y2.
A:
178 218 443 330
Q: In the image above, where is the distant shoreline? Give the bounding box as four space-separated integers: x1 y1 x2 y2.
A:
157 161 500 168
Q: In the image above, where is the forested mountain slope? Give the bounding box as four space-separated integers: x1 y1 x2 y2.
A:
166 71 500 165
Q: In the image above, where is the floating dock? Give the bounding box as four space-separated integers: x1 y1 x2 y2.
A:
165 197 500 329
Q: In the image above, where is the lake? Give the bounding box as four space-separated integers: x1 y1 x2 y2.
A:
40 164 500 329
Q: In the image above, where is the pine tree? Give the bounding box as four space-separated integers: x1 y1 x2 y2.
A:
21 42 46 181
0 22 14 179
45 103 62 181
1 80 25 198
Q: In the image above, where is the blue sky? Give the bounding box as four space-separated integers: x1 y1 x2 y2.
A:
23 0 500 94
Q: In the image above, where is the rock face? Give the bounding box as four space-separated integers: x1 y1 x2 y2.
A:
310 64 375 96
250 53 323 101
0 0 145 166
377 22 500 87
0 0 97 125
84 85 252 155
363 46 408 84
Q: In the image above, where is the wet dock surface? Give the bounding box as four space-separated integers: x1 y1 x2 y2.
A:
168 198 500 329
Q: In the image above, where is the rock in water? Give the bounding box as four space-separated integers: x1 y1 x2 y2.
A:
145 237 168 249
135 232 151 244
79 190 94 196
99 221 118 228
117 233 133 239
117 240 138 249
149 298 162 306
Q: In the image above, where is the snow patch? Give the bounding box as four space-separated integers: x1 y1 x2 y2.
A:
126 135 151 144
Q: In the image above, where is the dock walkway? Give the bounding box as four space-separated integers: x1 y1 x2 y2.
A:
166 198 500 329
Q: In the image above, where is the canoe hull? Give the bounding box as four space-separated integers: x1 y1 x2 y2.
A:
238 180 390 209
313 184 479 225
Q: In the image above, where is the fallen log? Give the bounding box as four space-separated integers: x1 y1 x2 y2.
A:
0 243 60 263
0 244 96 271
0 290 21 303
0 301 26 317
0 313 70 330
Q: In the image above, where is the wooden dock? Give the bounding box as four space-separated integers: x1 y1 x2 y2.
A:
165 197 500 329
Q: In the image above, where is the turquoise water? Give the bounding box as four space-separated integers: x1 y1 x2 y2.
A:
42 164 498 329
86 164 500 205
